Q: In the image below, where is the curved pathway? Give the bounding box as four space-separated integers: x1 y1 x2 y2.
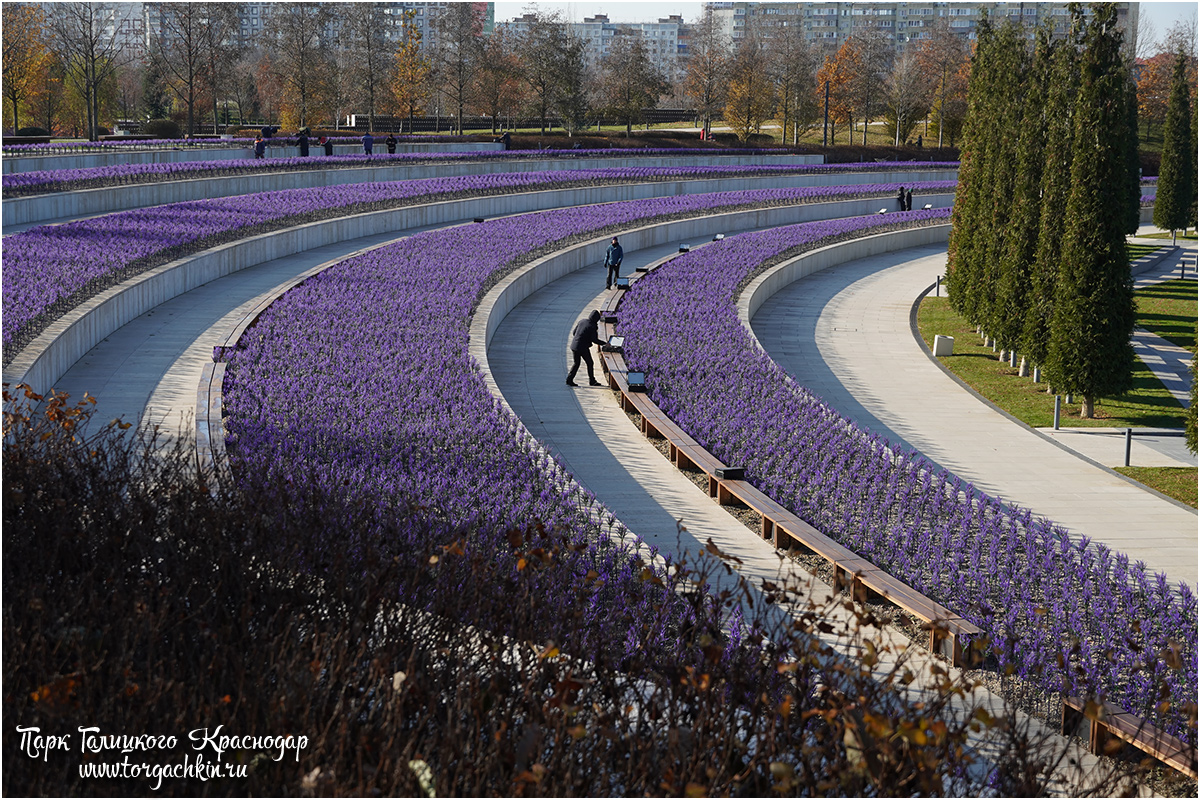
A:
750 245 1197 589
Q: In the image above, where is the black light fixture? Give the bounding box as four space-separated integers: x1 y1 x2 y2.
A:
473 217 485 223
615 276 631 289
627 371 646 392
715 466 745 480
603 313 618 324
678 244 690 252
923 203 933 210
603 335 625 353
877 208 888 215
712 233 725 241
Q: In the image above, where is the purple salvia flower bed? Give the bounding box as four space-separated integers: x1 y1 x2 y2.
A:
2 157 960 197
615 213 1197 741
1 172 954 350
221 197 941 667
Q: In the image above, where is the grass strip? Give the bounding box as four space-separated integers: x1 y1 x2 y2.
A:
1113 466 1198 508
1135 278 1198 350
917 296 1186 429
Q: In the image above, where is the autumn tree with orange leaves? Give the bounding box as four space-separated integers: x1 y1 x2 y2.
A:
2 3 51 133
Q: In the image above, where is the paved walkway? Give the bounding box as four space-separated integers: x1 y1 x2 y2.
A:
750 245 1197 590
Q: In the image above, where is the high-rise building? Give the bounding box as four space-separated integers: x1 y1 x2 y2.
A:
497 12 686 82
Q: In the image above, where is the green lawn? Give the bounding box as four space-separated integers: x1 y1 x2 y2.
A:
916 297 1187 429
1139 230 1198 240
1126 242 1167 260
1135 278 1198 350
1113 466 1198 508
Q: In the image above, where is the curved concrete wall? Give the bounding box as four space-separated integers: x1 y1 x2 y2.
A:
2 172 952 398
1 141 502 174
5 162 952 228
738 225 953 332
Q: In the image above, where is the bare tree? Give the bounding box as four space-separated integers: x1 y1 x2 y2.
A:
343 2 394 133
228 50 262 128
517 10 572 135
885 50 926 145
198 2 239 133
552 31 590 137
600 33 668 136
151 3 206 135
46 2 135 140
472 26 524 134
684 6 730 138
765 18 819 146
724 17 776 141
915 18 969 148
431 3 484 135
846 27 892 145
263 2 332 130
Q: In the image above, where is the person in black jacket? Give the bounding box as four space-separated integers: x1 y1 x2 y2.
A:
566 309 605 387
896 186 906 211
385 133 397 154
295 130 309 157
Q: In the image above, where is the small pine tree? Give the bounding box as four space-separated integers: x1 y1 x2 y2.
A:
1045 4 1137 419
1153 52 1198 243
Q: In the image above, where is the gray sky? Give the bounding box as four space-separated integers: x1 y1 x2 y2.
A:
493 1 1199 50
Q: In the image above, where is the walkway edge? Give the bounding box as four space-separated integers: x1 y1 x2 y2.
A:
906 283 1198 516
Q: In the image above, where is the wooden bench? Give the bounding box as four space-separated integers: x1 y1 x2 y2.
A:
1063 696 1197 779
599 271 982 670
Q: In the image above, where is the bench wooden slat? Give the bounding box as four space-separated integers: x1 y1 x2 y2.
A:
1063 697 1198 779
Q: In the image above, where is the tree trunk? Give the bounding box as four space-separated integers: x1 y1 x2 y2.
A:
1081 395 1094 418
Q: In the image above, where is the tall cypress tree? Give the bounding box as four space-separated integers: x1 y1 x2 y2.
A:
977 22 1029 346
1153 51 1198 243
1122 75 1142 235
993 26 1052 354
945 17 995 327
1022 16 1083 374
1045 3 1137 419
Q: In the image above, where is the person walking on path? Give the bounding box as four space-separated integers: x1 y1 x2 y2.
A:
566 310 605 387
896 186 907 212
385 133 397 154
604 236 624 289
362 131 374 155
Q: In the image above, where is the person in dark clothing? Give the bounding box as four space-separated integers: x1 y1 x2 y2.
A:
604 236 624 289
362 132 374 155
253 136 265 159
385 134 397 154
566 310 605 387
500 131 511 150
319 135 334 156
905 189 913 211
295 130 309 157
896 186 906 212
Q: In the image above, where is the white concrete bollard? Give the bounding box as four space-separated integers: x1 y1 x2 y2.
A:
933 335 955 357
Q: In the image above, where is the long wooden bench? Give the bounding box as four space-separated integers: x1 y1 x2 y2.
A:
594 257 984 668
1062 696 1197 779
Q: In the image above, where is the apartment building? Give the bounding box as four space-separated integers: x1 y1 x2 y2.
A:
498 12 686 82
706 2 1139 52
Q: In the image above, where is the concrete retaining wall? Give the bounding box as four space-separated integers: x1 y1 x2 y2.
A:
1 141 502 174
5 183 953 397
5 162 952 228
738 225 953 328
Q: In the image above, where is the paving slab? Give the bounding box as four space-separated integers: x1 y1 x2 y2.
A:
750 245 1197 590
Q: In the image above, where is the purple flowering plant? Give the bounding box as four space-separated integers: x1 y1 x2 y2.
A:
615 214 1197 741
2 172 954 350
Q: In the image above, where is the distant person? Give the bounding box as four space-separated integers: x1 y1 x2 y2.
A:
897 186 907 212
319 135 334 156
917 134 923 148
294 130 309 157
362 131 374 155
566 310 605 387
604 236 624 290
385 133 397 154
500 131 511 150
905 188 913 211
253 136 265 159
